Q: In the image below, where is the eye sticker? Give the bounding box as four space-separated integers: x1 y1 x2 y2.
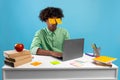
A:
56 18 62 24
48 18 62 24
48 18 56 24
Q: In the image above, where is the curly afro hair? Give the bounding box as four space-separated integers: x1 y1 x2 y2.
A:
39 7 64 22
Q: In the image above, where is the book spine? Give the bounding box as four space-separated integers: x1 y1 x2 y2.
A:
4 60 14 67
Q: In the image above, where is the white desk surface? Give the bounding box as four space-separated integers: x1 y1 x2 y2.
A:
2 54 118 80
2 53 118 70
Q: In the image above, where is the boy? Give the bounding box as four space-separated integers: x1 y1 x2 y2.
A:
30 7 70 58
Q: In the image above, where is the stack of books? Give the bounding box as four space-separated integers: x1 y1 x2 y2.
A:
4 50 32 67
93 56 117 67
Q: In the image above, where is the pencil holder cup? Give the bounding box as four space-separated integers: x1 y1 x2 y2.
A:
93 47 101 57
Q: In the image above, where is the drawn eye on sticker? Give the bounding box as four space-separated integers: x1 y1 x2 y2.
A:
48 18 56 24
56 18 62 24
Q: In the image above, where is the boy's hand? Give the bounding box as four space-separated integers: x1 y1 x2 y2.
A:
51 52 62 58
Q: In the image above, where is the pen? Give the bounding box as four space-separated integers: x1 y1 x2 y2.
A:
92 43 97 49
85 53 95 57
92 43 100 57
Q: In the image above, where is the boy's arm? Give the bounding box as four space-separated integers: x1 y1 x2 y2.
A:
36 48 62 57
30 31 42 55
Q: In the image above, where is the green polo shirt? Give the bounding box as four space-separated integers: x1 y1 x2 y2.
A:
30 27 70 54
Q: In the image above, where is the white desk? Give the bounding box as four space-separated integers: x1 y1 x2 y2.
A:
2 54 118 80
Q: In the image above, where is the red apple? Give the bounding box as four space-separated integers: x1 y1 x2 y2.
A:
14 43 24 52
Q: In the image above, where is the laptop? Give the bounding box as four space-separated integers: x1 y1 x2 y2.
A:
56 38 84 61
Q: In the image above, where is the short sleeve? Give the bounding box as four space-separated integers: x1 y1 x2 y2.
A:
30 30 42 55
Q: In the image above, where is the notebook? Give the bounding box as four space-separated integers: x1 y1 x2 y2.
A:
93 56 117 63
58 38 84 61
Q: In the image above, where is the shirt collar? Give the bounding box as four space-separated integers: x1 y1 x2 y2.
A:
46 27 58 35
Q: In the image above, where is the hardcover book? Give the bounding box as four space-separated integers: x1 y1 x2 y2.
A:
5 54 32 62
93 56 117 63
4 57 32 67
4 50 30 58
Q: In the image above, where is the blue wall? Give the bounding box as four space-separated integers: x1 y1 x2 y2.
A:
0 0 120 79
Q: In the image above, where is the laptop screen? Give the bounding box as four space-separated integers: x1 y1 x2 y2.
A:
62 38 84 61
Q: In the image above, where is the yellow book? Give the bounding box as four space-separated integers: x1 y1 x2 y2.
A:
93 56 117 63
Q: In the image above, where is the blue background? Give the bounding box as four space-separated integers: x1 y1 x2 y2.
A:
0 0 120 80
